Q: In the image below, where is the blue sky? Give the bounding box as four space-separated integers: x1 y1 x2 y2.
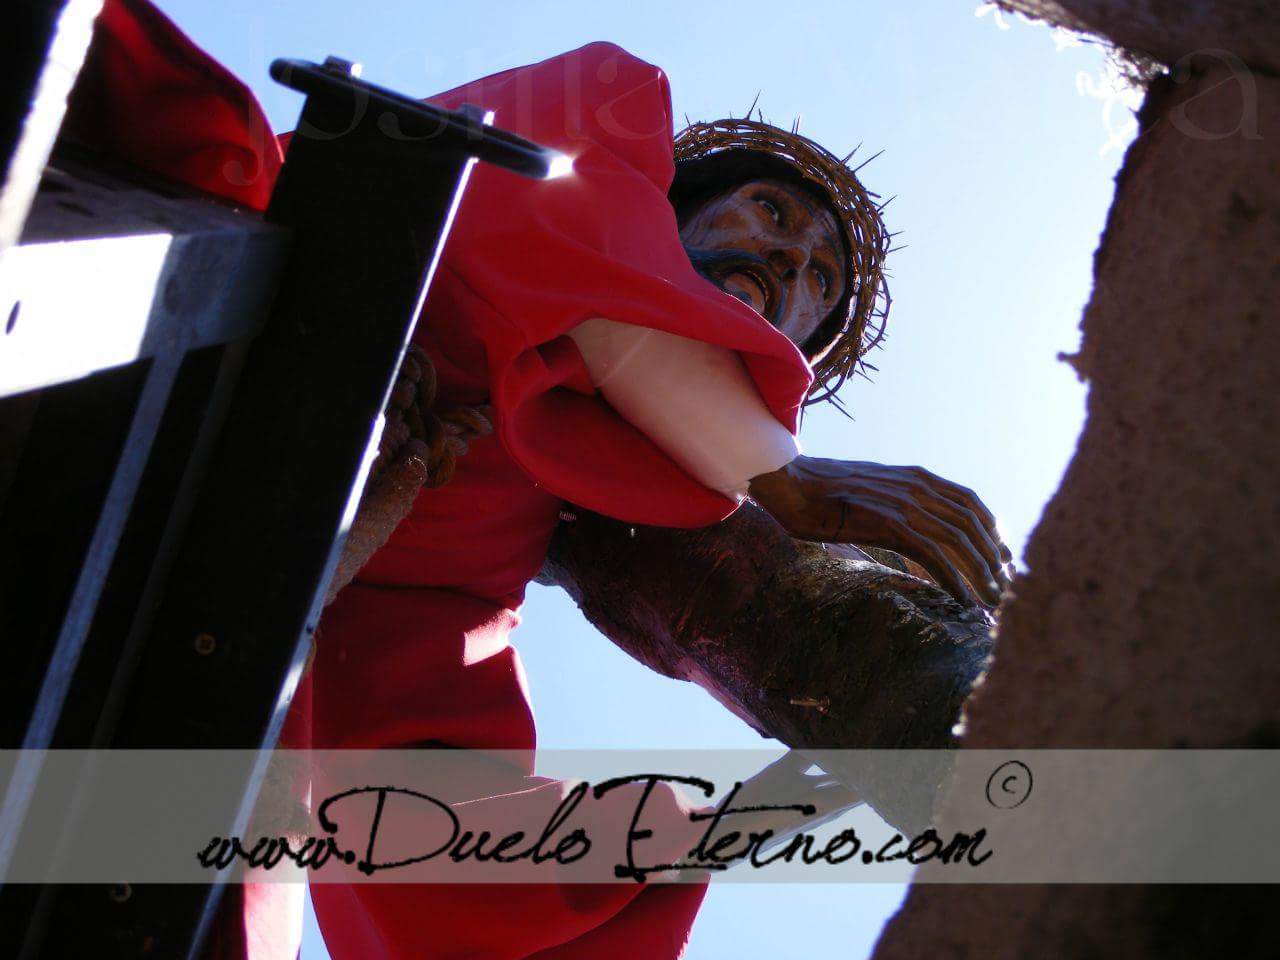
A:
154 0 1134 955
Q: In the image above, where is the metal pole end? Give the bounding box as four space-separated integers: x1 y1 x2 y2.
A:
322 56 363 78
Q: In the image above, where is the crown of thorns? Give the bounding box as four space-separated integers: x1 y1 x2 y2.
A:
672 117 893 405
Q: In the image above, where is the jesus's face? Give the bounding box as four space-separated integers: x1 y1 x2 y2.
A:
679 178 846 350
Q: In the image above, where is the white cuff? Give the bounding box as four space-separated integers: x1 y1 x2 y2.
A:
567 317 801 500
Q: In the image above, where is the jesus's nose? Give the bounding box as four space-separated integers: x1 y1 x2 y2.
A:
767 241 809 280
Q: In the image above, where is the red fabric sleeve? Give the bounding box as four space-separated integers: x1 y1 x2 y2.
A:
63 0 282 210
418 43 813 528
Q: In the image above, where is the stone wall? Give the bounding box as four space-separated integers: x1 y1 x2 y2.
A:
872 4 1279 956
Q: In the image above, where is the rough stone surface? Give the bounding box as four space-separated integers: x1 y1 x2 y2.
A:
872 53 1280 960
996 0 1280 75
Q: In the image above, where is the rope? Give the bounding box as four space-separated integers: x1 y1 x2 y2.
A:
325 345 492 606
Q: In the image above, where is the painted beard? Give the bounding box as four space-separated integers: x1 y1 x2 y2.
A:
683 246 787 327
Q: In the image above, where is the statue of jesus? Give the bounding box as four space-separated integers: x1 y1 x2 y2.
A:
286 45 1010 960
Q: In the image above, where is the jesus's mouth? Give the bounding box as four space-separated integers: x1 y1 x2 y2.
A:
723 269 772 314
683 247 784 323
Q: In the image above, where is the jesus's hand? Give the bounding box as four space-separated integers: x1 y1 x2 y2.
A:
748 456 1011 607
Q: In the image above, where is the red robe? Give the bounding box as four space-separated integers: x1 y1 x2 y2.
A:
73 3 813 957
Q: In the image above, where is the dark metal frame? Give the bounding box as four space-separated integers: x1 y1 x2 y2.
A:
1 15 559 957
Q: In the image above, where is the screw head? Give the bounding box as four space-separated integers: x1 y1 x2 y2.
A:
322 56 363 78
108 883 132 903
193 633 217 656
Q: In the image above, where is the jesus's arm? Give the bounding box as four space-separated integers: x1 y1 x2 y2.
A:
568 318 1009 607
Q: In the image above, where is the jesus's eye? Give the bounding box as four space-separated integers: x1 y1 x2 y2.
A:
756 198 780 223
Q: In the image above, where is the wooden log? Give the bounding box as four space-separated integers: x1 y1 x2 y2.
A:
540 501 994 829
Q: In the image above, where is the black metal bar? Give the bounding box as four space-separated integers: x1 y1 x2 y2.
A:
269 57 567 180
107 89 493 752
13 355 179 747
0 359 179 960
0 344 251 958
72 342 251 751
0 362 152 749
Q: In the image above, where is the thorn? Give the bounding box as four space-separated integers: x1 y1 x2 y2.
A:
684 112 692 128
791 114 802 134
841 141 862 164
887 244 909 254
876 194 897 211
746 90 761 119
852 148 884 174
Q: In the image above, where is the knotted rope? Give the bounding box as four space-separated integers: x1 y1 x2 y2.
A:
325 345 492 605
